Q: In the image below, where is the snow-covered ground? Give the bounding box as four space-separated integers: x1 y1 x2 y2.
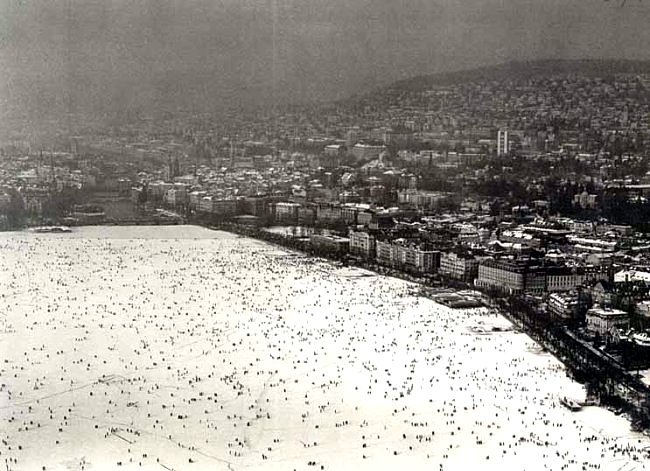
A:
0 225 649 471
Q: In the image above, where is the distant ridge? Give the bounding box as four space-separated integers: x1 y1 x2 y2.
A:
383 59 650 93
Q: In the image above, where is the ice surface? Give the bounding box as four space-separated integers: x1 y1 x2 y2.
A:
0 225 649 470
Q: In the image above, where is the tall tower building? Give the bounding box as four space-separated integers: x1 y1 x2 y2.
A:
497 130 509 156
70 136 82 156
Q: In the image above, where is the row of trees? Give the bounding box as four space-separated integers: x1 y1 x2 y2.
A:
0 186 84 228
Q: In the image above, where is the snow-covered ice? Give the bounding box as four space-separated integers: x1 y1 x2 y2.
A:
1 225 649 471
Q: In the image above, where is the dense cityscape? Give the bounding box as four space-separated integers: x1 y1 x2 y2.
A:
4 61 650 327
3 57 650 468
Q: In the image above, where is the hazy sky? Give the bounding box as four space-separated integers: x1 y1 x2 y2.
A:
1 0 650 116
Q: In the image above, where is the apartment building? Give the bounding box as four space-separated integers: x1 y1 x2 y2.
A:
475 258 528 294
349 231 376 259
439 252 480 282
274 202 302 222
376 239 440 274
310 234 349 257
586 307 629 336
546 266 585 292
548 292 581 320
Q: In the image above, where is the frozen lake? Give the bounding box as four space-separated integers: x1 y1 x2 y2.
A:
1 225 649 470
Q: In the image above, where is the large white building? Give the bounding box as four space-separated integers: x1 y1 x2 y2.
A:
398 190 448 210
548 292 580 320
376 239 440 274
198 197 237 216
586 307 629 337
476 259 527 294
475 259 546 295
497 130 509 156
349 231 376 258
351 143 386 162
614 269 650 284
439 252 479 282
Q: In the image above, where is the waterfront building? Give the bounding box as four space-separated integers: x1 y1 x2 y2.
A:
475 258 545 295
525 266 547 294
349 230 376 259
189 191 208 209
403 246 440 274
148 181 174 200
298 206 316 224
310 234 349 257
71 204 106 224
376 240 395 266
375 238 440 274
477 260 583 295
212 199 237 216
197 197 237 216
20 187 49 217
548 292 581 320
274 202 302 222
476 258 527 294
198 196 215 214
316 203 343 224
245 195 278 217
439 251 479 282
586 307 629 337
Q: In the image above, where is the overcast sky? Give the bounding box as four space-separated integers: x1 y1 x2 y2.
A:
1 0 650 116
